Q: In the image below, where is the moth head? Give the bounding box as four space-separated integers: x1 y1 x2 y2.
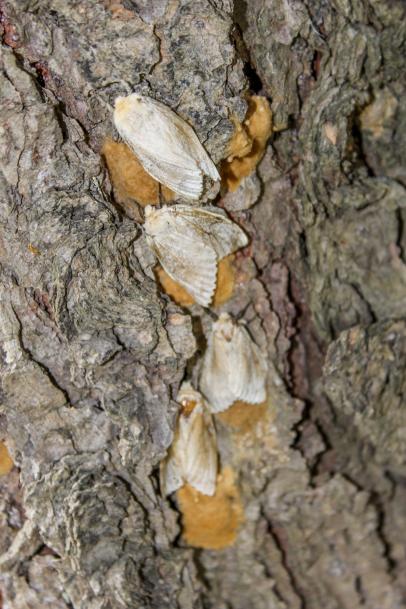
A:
177 381 203 416
144 205 154 219
144 205 172 236
144 204 159 231
114 93 143 118
214 312 235 342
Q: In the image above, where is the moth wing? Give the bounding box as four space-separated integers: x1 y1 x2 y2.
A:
136 97 220 183
115 95 197 169
115 95 218 199
160 451 184 496
171 118 220 182
130 142 203 200
199 335 237 412
147 229 217 307
184 406 218 496
230 325 267 404
170 205 248 259
207 217 248 260
160 415 188 496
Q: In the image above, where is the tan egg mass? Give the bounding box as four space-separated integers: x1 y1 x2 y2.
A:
102 138 173 212
217 399 268 434
156 254 236 307
0 442 14 476
221 96 272 192
177 466 244 549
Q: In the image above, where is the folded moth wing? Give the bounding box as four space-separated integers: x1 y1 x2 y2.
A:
199 317 236 412
160 382 218 496
168 205 249 259
231 322 268 405
199 313 268 413
144 205 248 307
113 93 220 200
144 206 217 306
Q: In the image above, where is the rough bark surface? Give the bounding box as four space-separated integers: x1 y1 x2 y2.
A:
0 1 405 608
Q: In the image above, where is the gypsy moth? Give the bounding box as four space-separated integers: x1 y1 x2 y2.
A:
160 382 218 497
113 93 220 200
144 205 248 307
199 312 267 412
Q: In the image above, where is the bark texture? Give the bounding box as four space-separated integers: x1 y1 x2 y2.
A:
0 0 405 608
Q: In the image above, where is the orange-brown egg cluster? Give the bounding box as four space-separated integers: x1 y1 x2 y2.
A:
102 138 173 216
0 442 14 476
177 466 244 549
221 96 272 192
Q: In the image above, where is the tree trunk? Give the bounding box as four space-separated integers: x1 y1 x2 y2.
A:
1 1 405 608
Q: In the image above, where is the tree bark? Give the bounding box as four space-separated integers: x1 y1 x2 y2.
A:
1 1 405 608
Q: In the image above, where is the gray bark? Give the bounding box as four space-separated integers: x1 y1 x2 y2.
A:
0 0 405 608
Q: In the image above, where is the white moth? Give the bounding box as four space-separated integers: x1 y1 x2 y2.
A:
199 312 267 413
144 204 248 307
160 381 218 496
113 93 220 200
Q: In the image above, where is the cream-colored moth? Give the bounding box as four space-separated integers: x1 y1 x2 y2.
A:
160 382 218 496
113 93 220 200
199 312 267 413
144 204 248 307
